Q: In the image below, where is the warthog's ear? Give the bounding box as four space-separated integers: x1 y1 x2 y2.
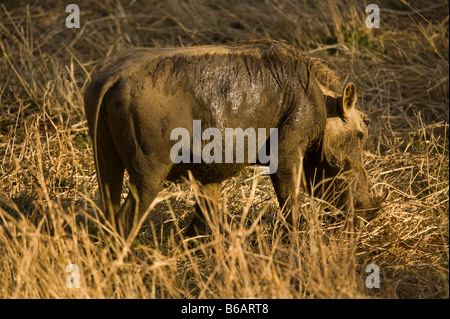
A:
341 82 357 117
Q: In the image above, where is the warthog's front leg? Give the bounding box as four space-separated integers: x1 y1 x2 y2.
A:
270 149 305 229
185 182 222 237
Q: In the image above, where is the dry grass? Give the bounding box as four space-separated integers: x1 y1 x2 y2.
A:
0 0 448 299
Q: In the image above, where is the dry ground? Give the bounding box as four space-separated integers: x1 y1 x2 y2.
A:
0 0 448 298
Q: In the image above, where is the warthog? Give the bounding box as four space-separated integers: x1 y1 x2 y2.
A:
84 40 382 238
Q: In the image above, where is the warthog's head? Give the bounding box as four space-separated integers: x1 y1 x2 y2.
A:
305 71 385 219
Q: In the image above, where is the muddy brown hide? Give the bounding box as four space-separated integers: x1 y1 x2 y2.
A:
84 40 382 238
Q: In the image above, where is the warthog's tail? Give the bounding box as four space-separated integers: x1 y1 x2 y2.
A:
84 72 123 218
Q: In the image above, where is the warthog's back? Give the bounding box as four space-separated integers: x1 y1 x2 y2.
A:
86 40 327 142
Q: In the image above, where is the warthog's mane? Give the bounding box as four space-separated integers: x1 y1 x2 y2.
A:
306 57 344 93
303 57 346 118
99 39 346 118
151 40 313 96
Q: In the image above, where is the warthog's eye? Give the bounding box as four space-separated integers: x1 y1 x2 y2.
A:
357 131 365 139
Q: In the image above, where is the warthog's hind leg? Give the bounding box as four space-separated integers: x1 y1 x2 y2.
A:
116 165 173 239
96 114 125 230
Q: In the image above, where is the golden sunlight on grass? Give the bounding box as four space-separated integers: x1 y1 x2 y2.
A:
0 0 448 298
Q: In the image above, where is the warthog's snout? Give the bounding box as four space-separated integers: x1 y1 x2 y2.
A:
341 158 386 220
